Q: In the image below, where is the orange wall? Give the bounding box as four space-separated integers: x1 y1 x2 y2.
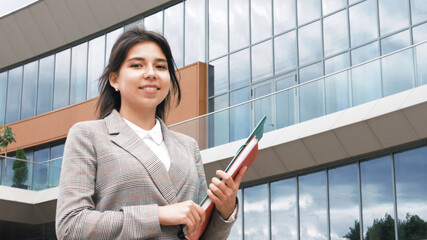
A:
2 62 207 153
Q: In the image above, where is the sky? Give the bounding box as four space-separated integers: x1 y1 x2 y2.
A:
0 0 38 18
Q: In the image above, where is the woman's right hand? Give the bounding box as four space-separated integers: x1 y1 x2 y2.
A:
158 200 206 235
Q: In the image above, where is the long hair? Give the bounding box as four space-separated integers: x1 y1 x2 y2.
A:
96 26 181 120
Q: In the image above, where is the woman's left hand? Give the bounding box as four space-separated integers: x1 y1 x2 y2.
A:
207 166 248 219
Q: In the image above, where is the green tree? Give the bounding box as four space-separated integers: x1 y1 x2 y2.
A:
344 220 361 240
12 148 28 187
0 126 16 158
398 213 427 240
365 213 396 240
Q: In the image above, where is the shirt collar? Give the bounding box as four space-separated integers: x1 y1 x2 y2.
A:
123 118 164 145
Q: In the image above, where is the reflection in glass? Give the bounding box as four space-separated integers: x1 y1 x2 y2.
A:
351 41 379 65
276 75 296 128
323 10 349 57
394 146 427 239
329 164 360 240
33 148 49 191
164 3 184 68
323 0 347 16
361 155 395 240
185 0 205 65
351 60 381 106
244 184 269 240
325 52 349 75
144 11 163 34
299 63 324 122
49 144 64 188
70 42 88 105
378 0 409 36
208 95 229 147
349 0 378 47
105 28 123 66
274 0 296 34
251 0 272 43
271 178 297 240
298 21 322 66
208 57 228 96
229 189 243 240
275 31 297 75
416 43 427 86
21 61 38 120
37 55 54 115
6 67 22 124
87 35 105 99
253 83 273 132
54 49 71 110
230 49 250 89
209 0 228 60
325 71 349 114
0 72 6 125
299 171 328 240
413 22 427 44
381 30 410 55
382 49 413 97
230 88 250 141
252 40 273 82
411 0 427 24
298 0 321 26
230 0 249 51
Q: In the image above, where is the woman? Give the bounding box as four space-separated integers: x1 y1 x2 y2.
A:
55 27 246 239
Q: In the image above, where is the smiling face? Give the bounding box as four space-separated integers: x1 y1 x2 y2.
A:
109 41 171 117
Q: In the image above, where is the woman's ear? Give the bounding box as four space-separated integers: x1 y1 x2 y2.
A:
109 72 119 90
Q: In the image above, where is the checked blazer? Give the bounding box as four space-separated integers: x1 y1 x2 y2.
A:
55 110 236 239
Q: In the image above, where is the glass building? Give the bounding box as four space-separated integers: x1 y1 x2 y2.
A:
0 0 426 239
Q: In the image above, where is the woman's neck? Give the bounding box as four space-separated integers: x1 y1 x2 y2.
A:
119 105 156 131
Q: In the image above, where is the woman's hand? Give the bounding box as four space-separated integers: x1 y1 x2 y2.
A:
207 166 248 219
158 200 206 235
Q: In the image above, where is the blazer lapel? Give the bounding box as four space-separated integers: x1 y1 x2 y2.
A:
104 110 178 204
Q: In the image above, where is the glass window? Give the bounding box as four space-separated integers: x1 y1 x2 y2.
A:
185 0 205 65
33 148 49 190
6 67 22 124
105 28 123 66
208 56 228 96
144 11 163 34
230 0 249 51
351 41 379 65
124 19 143 30
253 83 273 132
251 0 272 43
208 94 229 147
413 22 427 44
329 164 360 240
323 0 347 16
21 61 38 120
323 10 349 57
274 0 296 34
349 0 378 47
299 62 324 122
164 3 184 68
53 49 71 110
209 0 228 60
0 72 6 125
274 31 297 75
411 0 427 24
276 75 297 128
378 0 409 36
381 30 411 55
299 171 328 240
297 0 321 26
244 184 269 240
252 40 273 82
230 87 250 141
351 60 381 106
382 48 414 97
70 42 88 105
394 146 427 239
360 155 395 240
325 71 349 114
298 21 322 66
415 41 427 86
271 178 297 240
230 48 250 89
49 144 64 188
37 55 54 115
87 35 105 99
229 189 243 240
325 52 350 74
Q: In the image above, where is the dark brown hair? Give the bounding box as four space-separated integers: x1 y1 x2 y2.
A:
96 26 181 120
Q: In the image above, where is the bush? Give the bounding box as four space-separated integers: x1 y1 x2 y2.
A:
12 148 28 186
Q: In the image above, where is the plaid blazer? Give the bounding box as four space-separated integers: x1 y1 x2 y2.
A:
56 110 236 239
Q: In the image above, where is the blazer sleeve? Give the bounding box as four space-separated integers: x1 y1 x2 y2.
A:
192 142 238 240
55 122 162 240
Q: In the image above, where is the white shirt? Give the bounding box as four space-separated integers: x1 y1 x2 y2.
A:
123 118 171 172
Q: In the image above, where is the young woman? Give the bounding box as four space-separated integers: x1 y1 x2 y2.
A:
55 27 246 239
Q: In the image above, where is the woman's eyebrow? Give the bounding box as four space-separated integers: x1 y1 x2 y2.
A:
126 57 167 62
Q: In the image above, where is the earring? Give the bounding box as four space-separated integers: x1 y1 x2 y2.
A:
115 88 119 92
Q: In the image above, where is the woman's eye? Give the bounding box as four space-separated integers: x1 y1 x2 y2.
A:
131 64 142 68
156 65 167 70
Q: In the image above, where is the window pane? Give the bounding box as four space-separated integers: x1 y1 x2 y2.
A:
323 10 349 57
230 87 250 141
413 22 427 44
54 49 71 110
208 94 229 147
416 42 427 86
325 52 350 74
230 48 250 89
105 28 123 66
0 72 6 125
351 41 379 65
274 0 296 34
87 35 105 99
381 30 410 55
6 67 22 124
325 71 349 114
144 11 163 34
411 0 427 24
251 0 272 43
208 56 228 96
349 0 378 47
276 75 296 128
230 0 249 51
361 155 395 240
252 40 273 82
253 83 273 132
209 0 228 60
298 21 322 66
329 164 360 240
299 62 324 122
394 146 427 239
185 0 205 65
70 42 88 105
271 178 297 240
379 0 409 36
323 0 347 16
298 0 321 25
299 171 328 240
37 55 54 115
275 31 297 74
164 3 184 68
382 49 414 97
244 184 269 240
229 189 243 240
21 61 38 120
33 148 49 190
49 144 64 188
351 60 381 106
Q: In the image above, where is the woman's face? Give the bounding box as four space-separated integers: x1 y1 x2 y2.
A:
109 41 171 114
